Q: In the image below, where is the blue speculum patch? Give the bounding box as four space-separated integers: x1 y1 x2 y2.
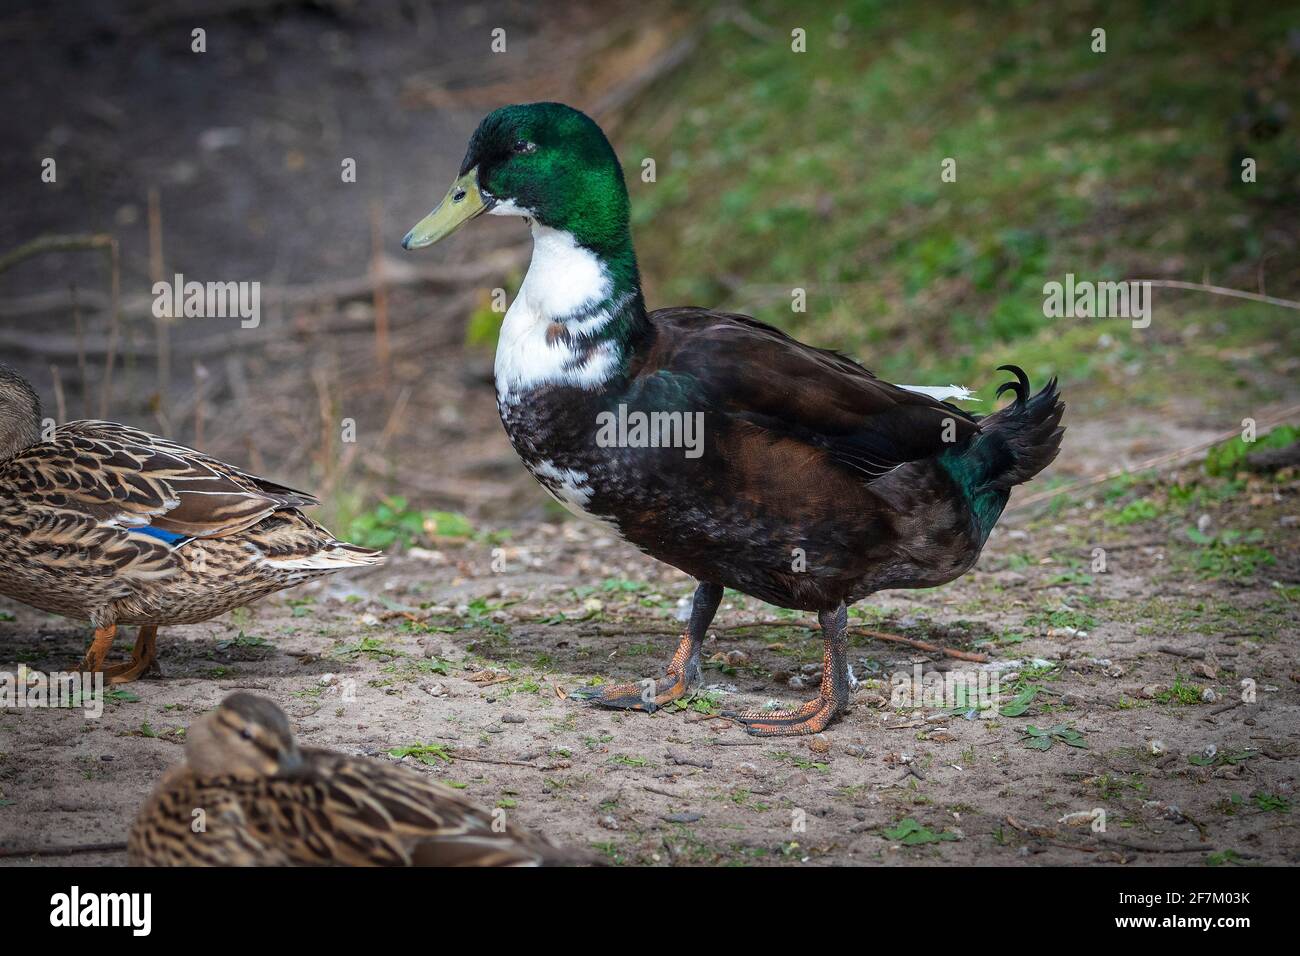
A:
131 526 190 546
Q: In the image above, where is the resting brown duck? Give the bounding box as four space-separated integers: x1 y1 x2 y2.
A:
128 693 594 866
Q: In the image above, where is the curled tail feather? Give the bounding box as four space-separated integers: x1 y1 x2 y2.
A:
978 364 1065 490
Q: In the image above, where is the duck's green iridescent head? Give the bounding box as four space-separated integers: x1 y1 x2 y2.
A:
403 102 632 256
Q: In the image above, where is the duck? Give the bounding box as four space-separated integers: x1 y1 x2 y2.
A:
401 102 1064 736
0 363 382 683
128 692 593 866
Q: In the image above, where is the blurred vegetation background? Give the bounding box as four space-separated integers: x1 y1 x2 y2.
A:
614 1 1298 417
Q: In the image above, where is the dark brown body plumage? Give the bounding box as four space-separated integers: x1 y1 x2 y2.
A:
499 306 1061 734
500 308 1001 611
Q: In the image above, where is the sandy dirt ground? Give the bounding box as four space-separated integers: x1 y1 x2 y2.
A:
2 447 1297 866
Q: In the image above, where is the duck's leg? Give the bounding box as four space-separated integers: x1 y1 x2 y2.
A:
726 604 851 736
100 626 161 684
76 625 119 673
571 581 723 712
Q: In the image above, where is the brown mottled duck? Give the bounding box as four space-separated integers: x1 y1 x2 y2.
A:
129 693 595 866
0 364 382 683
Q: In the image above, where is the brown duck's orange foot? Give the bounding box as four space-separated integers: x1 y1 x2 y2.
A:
100 654 161 685
725 694 843 737
570 669 692 713
76 624 118 674
77 625 160 685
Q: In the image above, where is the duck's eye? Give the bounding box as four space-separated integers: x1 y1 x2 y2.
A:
512 140 536 154
240 728 254 741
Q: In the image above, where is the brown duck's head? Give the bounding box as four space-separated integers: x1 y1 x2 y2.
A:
0 364 42 461
186 693 304 779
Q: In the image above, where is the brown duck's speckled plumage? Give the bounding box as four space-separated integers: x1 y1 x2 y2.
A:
0 417 382 629
129 694 594 867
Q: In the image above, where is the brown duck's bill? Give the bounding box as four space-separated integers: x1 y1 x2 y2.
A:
401 168 493 249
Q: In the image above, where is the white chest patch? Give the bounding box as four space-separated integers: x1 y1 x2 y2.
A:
494 224 621 403
528 459 623 538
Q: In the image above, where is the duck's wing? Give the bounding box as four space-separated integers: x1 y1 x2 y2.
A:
283 752 593 866
636 308 981 479
1 420 317 540
237 511 383 570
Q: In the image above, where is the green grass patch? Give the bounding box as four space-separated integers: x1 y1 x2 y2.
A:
882 817 959 846
388 743 453 766
619 2 1299 412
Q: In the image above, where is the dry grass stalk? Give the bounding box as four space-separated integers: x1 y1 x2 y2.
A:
369 201 391 391
148 186 170 402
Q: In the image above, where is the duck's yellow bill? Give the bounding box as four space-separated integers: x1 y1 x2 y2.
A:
401 168 492 249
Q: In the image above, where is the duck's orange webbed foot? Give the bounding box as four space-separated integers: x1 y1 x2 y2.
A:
77 625 161 685
76 624 118 673
105 626 161 684
724 604 852 737
726 694 841 736
569 582 722 714
570 630 700 712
